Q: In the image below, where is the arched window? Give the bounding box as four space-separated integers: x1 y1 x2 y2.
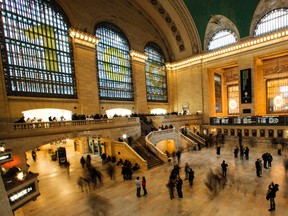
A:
144 43 167 102
95 22 133 101
254 8 288 37
0 0 76 98
207 29 237 51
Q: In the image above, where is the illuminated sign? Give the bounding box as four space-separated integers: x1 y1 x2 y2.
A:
0 151 12 164
8 183 36 204
210 116 286 125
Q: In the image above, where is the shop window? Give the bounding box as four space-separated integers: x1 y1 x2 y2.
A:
230 129 235 136
224 129 228 136
252 129 257 137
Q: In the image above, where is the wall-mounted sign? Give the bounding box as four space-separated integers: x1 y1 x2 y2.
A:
210 116 287 126
6 173 40 211
0 150 13 164
240 68 252 103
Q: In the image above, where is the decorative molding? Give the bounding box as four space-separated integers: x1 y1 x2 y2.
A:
148 0 185 52
167 0 201 54
130 50 148 63
69 28 99 48
264 64 288 76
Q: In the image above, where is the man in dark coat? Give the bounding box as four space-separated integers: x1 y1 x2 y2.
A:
221 160 228 178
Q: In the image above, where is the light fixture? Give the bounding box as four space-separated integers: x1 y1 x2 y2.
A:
16 171 27 181
122 134 127 139
229 99 237 110
0 146 5 152
274 95 283 107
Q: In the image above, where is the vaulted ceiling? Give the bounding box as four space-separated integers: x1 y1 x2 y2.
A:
183 0 260 44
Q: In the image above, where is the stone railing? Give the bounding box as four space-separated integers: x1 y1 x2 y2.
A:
0 117 140 139
112 141 148 170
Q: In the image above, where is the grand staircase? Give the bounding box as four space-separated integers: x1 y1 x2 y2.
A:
132 136 164 169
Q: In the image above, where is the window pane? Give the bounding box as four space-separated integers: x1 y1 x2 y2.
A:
228 85 239 114
0 0 76 98
254 8 288 37
208 29 237 51
267 78 288 113
145 43 167 102
214 73 222 113
95 22 133 101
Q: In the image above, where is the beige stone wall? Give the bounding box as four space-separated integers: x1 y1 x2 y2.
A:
73 43 100 115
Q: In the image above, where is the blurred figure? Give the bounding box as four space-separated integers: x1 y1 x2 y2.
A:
80 156 86 168
166 178 175 200
32 150 37 162
87 194 111 216
221 160 228 178
188 168 195 187
267 182 279 211
107 163 115 181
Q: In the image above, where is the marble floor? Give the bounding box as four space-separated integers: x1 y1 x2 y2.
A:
14 141 288 216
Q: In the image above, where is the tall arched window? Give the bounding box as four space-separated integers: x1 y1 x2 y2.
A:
95 22 133 101
207 29 237 51
144 42 167 102
254 8 288 37
0 0 76 98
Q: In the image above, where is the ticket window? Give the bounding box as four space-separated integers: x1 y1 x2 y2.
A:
277 130 283 138
224 129 228 136
237 129 242 137
244 129 249 137
230 129 235 136
268 130 274 138
252 129 257 137
260 129 265 137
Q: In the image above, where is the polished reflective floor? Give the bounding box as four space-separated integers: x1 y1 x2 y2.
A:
14 141 288 216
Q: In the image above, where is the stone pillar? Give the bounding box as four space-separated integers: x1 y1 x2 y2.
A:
130 50 148 114
238 56 255 116
70 29 100 115
0 176 13 216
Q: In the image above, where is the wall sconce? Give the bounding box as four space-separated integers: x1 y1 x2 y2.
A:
16 171 27 181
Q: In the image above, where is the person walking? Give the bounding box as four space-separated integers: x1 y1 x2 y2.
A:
188 168 195 187
175 175 183 199
32 150 37 162
216 145 221 158
80 156 86 168
135 176 141 197
234 146 239 158
255 158 262 177
267 182 279 211
221 160 228 178
142 176 148 196
167 178 175 200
